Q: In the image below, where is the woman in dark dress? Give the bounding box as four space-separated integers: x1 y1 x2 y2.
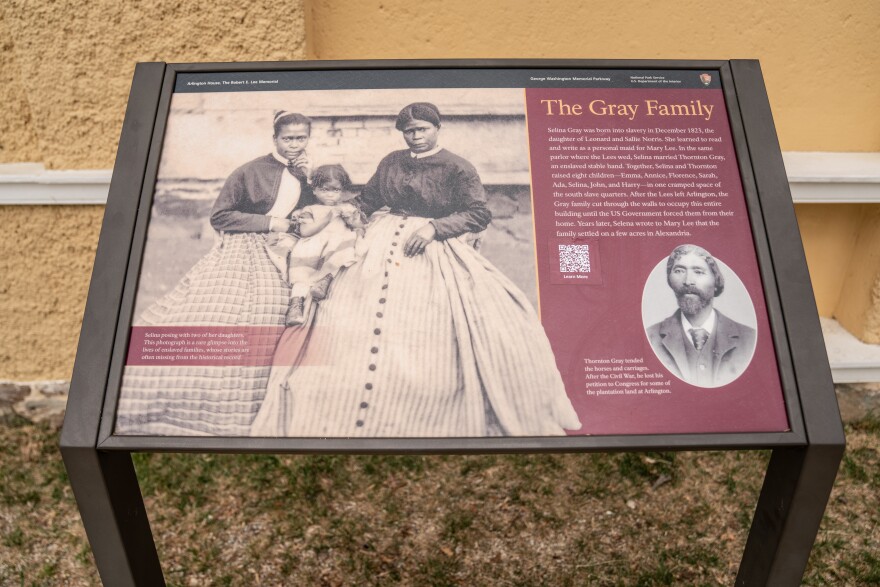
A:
117 112 316 436
253 103 580 437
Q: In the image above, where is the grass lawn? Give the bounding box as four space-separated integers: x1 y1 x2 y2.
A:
0 416 877 586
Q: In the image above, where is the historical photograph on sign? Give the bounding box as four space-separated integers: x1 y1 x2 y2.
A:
116 87 581 438
116 69 792 439
641 244 758 388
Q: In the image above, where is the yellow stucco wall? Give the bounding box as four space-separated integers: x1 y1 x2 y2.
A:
0 17 40 163
835 207 880 343
0 0 878 378
1 0 307 170
796 204 865 317
0 207 103 379
308 0 880 152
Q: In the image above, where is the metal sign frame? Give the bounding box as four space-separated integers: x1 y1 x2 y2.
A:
60 59 844 586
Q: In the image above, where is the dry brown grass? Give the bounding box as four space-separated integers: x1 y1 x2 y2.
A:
1 416 877 586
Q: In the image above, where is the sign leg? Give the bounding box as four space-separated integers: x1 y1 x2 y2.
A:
61 447 165 586
736 445 843 586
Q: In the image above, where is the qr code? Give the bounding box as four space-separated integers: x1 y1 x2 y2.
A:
559 244 590 273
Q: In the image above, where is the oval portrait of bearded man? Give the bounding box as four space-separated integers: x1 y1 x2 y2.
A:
641 244 758 388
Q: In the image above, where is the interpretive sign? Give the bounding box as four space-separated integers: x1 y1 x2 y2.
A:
111 67 787 441
61 60 843 586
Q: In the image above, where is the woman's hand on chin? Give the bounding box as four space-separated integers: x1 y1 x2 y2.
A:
290 153 311 178
404 223 437 256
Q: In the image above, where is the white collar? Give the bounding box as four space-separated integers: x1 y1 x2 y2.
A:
410 145 443 159
681 308 716 339
272 151 291 165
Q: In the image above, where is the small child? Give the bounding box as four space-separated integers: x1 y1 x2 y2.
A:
285 164 364 325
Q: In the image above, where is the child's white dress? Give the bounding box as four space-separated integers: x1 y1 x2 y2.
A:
287 204 359 298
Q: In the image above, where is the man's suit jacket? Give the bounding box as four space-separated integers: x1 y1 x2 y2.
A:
646 309 756 387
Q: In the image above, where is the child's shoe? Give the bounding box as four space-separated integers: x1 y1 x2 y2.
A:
310 275 334 301
286 296 306 326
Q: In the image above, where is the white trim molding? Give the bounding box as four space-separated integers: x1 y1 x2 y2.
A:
0 152 878 206
821 317 880 384
0 163 112 205
783 152 880 203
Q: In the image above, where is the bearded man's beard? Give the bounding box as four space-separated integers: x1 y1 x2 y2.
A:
675 286 714 317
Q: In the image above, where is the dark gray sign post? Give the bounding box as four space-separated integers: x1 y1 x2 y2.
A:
60 60 844 586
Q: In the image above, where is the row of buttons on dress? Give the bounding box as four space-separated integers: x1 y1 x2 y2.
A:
357 216 407 429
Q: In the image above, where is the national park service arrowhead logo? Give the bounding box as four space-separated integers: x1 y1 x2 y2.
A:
700 73 712 86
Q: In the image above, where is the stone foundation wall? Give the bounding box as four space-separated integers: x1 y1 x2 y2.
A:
0 380 70 428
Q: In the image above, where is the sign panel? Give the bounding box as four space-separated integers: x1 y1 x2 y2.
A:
114 68 789 439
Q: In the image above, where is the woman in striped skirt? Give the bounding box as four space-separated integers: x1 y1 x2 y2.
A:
252 103 581 438
117 112 317 436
